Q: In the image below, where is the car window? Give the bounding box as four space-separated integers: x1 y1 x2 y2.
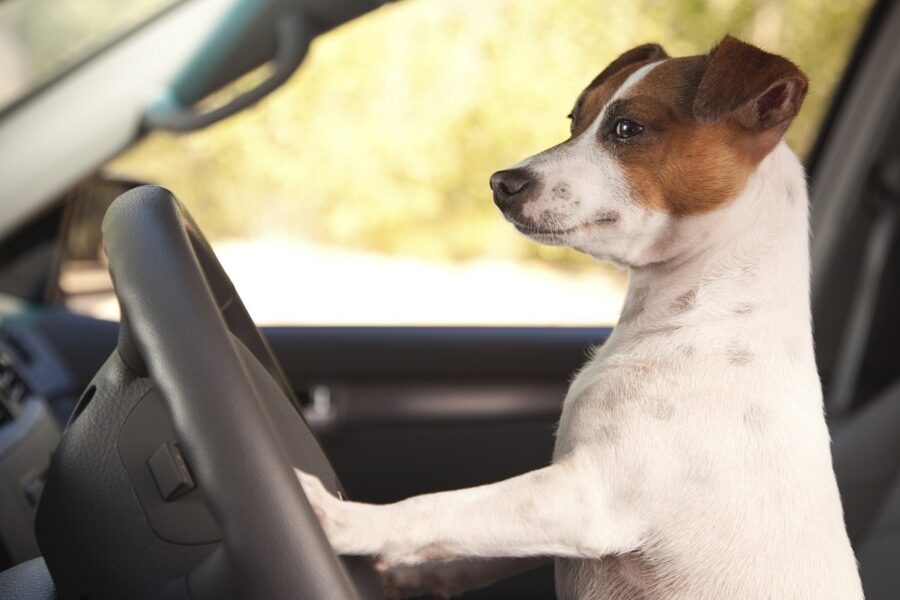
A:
0 0 181 112
70 0 872 326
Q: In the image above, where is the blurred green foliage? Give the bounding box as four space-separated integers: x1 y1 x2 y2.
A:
108 0 872 269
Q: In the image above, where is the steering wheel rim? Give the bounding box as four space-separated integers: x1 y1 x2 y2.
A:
101 186 372 599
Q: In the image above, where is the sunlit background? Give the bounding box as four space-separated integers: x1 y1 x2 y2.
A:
2 0 874 325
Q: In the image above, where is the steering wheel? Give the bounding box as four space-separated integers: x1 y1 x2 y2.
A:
34 186 381 599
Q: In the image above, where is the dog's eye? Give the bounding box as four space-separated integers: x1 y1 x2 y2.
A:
613 119 644 139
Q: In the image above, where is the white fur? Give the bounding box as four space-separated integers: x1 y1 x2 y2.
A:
296 62 863 600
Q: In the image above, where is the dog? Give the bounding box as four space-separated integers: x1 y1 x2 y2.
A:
297 36 864 599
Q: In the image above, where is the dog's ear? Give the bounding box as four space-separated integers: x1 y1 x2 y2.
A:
592 43 669 88
693 35 808 134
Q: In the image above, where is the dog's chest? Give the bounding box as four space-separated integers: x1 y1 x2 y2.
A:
551 347 685 460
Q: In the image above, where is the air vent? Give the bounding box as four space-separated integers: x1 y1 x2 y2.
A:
0 348 27 424
1 333 32 365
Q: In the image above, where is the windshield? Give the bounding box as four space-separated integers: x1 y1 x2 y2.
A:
86 0 873 326
0 0 181 112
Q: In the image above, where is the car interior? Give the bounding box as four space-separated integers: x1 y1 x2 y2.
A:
0 0 898 598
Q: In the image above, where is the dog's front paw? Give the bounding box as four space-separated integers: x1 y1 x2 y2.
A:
295 468 368 555
295 469 441 568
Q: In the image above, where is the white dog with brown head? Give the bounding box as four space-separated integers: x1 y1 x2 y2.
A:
297 36 863 600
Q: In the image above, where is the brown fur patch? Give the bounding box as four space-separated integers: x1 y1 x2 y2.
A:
570 44 669 136
694 36 808 133
572 62 652 137
581 37 807 217
604 56 760 216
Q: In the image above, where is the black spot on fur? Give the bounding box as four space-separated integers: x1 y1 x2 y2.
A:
538 209 565 225
552 183 573 202
593 210 621 224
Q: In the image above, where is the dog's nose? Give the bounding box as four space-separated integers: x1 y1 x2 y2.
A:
490 169 535 208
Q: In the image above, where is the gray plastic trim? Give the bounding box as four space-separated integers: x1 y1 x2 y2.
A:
810 0 900 302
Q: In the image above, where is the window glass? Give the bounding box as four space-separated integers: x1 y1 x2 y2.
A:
84 0 872 326
0 0 180 111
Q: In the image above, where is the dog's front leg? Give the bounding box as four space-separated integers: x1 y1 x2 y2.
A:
296 454 644 569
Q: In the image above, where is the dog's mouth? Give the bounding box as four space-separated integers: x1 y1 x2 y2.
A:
512 223 577 237
510 213 620 238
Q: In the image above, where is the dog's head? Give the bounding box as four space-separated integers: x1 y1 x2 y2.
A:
490 36 808 267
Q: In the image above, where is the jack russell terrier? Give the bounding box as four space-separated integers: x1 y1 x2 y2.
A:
297 36 864 599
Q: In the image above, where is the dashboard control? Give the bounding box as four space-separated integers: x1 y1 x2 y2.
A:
148 442 195 502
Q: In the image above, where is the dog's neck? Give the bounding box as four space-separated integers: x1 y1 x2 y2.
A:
611 143 813 353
